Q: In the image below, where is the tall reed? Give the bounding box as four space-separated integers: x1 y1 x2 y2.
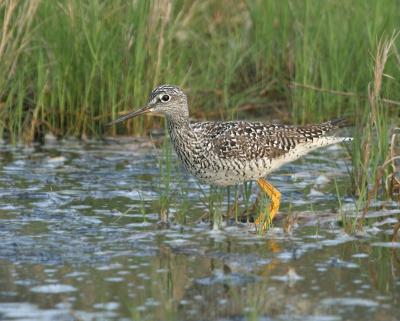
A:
0 0 399 142
352 33 399 216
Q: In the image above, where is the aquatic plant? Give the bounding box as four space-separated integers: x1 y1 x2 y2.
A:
350 33 400 229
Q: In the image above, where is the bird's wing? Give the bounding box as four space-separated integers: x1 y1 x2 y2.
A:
192 120 341 161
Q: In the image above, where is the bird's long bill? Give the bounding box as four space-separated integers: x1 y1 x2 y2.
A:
107 105 152 126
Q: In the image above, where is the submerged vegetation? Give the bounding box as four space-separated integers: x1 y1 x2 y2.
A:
0 0 399 219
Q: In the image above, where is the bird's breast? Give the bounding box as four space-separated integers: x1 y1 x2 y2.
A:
175 146 273 185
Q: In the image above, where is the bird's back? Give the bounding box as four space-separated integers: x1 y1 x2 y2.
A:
191 118 350 161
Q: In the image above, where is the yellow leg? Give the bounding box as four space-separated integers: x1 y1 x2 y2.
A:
255 178 281 231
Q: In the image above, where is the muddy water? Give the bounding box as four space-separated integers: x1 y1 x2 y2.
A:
0 138 399 321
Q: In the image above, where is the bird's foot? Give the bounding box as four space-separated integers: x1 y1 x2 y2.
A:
255 178 281 233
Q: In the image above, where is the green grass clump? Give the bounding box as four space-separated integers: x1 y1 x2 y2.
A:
350 33 400 221
0 0 399 141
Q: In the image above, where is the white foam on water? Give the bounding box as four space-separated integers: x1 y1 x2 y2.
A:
352 253 369 258
372 242 400 248
321 297 379 307
30 284 77 294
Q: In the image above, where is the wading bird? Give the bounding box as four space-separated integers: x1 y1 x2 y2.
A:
109 85 352 231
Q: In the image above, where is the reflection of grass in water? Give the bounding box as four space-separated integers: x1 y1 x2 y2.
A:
368 243 399 294
124 233 399 321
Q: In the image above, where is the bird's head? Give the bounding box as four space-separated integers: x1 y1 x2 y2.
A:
108 85 189 125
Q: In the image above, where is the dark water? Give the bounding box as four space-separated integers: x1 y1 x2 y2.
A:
0 138 399 321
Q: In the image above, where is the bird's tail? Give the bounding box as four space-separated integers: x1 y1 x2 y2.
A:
317 118 350 133
318 119 353 146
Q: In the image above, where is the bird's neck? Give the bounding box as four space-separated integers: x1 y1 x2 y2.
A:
166 116 196 142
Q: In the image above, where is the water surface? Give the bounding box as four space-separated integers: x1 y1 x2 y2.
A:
0 138 399 321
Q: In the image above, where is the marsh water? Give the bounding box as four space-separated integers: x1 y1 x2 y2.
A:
0 138 399 321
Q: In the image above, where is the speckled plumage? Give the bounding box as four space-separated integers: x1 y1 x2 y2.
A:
111 84 352 187
168 119 351 186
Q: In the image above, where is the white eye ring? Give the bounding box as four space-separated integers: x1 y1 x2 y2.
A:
160 94 170 102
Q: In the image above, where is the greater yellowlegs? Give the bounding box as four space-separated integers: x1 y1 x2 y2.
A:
109 85 352 231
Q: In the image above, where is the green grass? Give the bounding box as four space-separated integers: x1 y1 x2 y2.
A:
1 0 399 137
0 0 399 217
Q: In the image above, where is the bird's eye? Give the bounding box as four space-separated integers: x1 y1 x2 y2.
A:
161 94 170 102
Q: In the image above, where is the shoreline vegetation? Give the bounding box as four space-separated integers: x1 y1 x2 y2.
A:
0 0 399 218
